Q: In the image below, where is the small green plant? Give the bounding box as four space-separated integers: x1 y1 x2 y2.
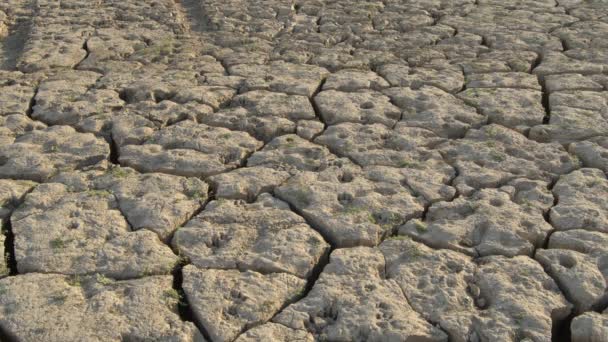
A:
586 176 605 187
386 235 409 241
0 284 7 296
570 155 580 166
219 133 231 139
164 289 186 306
399 160 422 169
95 274 114 286
413 220 427 232
259 300 274 312
50 294 68 305
108 166 129 178
50 238 71 250
188 189 207 200
342 205 366 215
404 244 424 259
66 275 82 287
485 126 499 138
489 151 506 162
485 141 496 148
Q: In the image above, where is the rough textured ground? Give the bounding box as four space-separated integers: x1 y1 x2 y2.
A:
0 0 607 341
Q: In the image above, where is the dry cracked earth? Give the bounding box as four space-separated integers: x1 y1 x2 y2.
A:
0 0 608 341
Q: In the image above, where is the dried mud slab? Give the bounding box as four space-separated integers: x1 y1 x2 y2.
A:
314 90 401 127
571 311 608 342
0 114 47 146
536 229 608 313
173 194 329 278
11 181 178 278
0 125 110 182
383 86 485 138
377 64 464 93
0 179 36 223
182 265 305 342
322 69 389 92
457 87 545 131
438 124 579 195
273 247 449 342
400 180 554 257
465 72 541 90
51 167 208 240
0 274 203 341
234 323 313 342
119 120 262 178
380 238 572 342
569 137 608 173
550 168 608 234
208 134 337 201
0 83 36 116
200 90 317 142
530 91 608 144
315 123 456 203
275 161 427 247
228 61 329 97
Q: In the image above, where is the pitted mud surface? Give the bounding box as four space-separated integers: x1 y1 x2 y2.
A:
1 0 608 341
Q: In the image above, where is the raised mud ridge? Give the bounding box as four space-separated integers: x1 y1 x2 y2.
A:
0 0 608 341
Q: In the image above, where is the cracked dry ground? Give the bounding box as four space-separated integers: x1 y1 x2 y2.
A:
1 1 608 342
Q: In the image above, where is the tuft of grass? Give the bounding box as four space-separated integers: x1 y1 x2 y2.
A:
485 126 500 138
570 155 581 166
386 235 410 241
50 294 68 305
413 220 427 232
50 238 72 250
399 160 422 169
259 300 274 312
587 179 601 187
489 151 506 162
188 189 207 200
66 275 82 287
342 205 366 215
108 166 130 178
164 289 187 306
404 243 424 259
95 274 114 286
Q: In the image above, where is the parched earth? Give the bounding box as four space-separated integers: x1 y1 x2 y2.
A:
0 0 608 341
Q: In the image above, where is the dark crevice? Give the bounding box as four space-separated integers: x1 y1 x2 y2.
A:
540 78 551 125
310 78 328 130
3 219 18 276
171 261 212 342
73 39 90 70
552 311 574 342
25 85 38 117
0 325 17 342
109 136 120 165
